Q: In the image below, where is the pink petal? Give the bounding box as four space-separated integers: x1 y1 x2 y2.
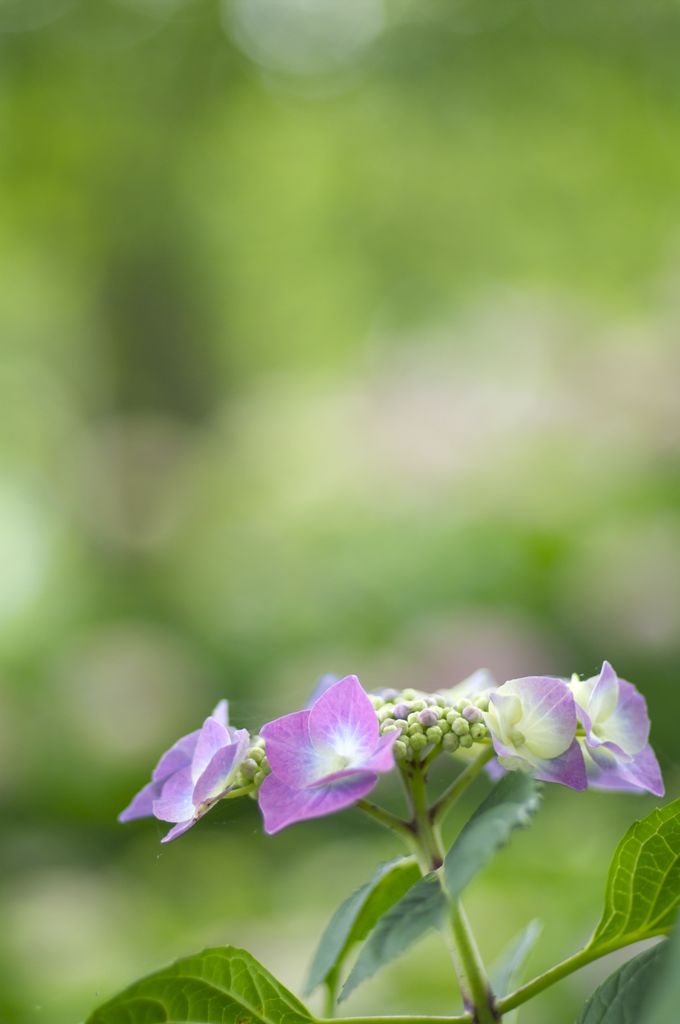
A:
586 743 664 797
118 780 162 822
356 730 399 773
308 675 378 762
193 729 249 805
258 771 378 834
153 766 195 823
531 739 587 790
191 717 231 784
260 709 317 788
152 729 200 783
211 700 229 728
160 819 196 843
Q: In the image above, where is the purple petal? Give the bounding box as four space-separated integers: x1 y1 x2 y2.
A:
193 729 250 805
260 709 316 788
153 766 195 823
585 742 664 797
118 780 162 822
356 731 399 773
152 729 200 783
598 675 649 756
211 699 229 728
530 739 587 790
160 819 196 843
308 675 378 762
258 771 378 834
502 677 577 759
191 717 231 783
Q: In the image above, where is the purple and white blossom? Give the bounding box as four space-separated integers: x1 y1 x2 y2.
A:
119 701 250 843
258 675 398 834
484 676 586 790
569 661 664 797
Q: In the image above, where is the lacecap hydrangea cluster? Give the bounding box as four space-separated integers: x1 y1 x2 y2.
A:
119 661 663 842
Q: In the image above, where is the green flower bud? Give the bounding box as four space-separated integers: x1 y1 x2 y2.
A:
250 747 265 764
462 705 483 724
442 732 460 753
426 725 443 745
250 735 266 749
410 699 427 713
240 758 259 781
474 695 490 712
407 711 421 725
394 719 409 732
369 694 385 710
393 739 409 760
253 769 266 786
377 704 395 721
380 717 397 731
401 688 419 701
470 723 488 740
439 718 451 734
445 709 460 725
459 734 473 748
452 717 470 737
410 732 428 752
408 721 424 736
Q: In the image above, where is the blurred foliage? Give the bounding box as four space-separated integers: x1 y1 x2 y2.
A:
0 1 679 1022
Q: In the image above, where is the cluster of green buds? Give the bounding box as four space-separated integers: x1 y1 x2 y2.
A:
370 688 490 764
234 736 271 793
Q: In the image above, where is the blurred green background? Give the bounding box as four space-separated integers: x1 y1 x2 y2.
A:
0 1 679 1021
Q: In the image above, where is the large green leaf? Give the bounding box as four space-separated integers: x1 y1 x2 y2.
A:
588 798 680 954
444 772 541 900
340 873 447 1001
305 856 420 994
86 946 315 1024
575 944 665 1024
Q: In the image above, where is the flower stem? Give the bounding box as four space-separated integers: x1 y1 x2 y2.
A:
356 799 414 844
430 747 494 827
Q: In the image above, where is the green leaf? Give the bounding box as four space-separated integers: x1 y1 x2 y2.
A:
491 918 541 999
444 772 541 900
340 873 447 1001
575 943 665 1024
86 946 315 1024
305 856 420 994
646 917 680 1023
588 798 680 954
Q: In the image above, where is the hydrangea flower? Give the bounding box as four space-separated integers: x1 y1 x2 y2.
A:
258 675 398 834
569 661 664 797
484 676 586 789
119 701 250 843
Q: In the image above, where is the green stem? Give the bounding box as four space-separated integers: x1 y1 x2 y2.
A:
356 799 414 844
406 766 498 1024
496 934 662 1015
430 747 494 827
324 967 341 1018
320 1016 471 1024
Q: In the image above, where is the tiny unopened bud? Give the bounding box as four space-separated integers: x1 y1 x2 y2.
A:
470 723 488 740
474 695 490 712
463 705 483 724
443 732 460 753
393 739 409 760
410 699 427 713
250 735 266 749
452 718 470 737
401 688 418 701
369 694 385 710
439 719 451 734
407 711 422 725
240 758 259 780
410 732 428 752
377 704 396 722
392 702 411 720
394 718 409 732
419 708 439 728
426 725 443 745
382 721 400 734
459 734 473 748
253 769 266 786
408 721 424 736
250 747 265 764
445 709 460 725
